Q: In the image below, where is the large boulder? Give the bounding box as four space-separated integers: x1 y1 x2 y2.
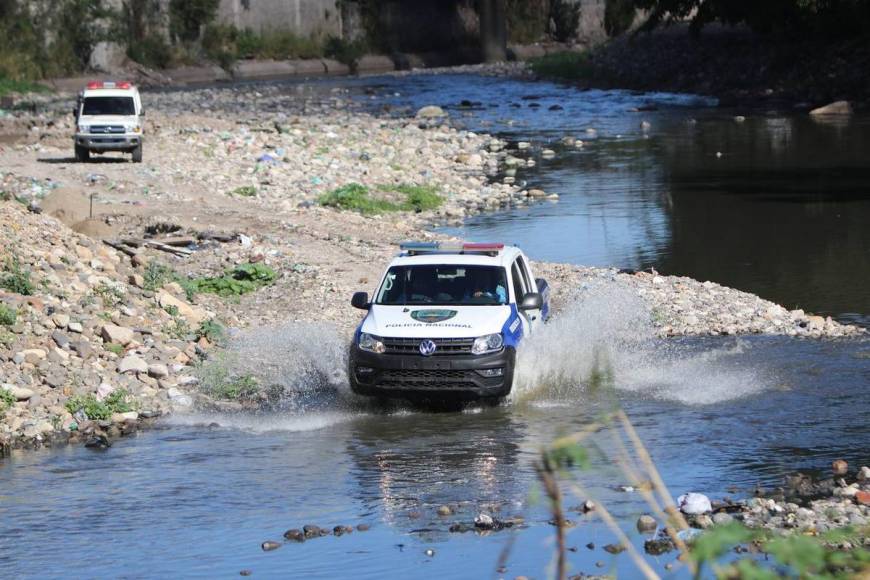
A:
416 105 447 119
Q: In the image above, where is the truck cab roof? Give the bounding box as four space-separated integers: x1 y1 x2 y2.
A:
391 242 524 269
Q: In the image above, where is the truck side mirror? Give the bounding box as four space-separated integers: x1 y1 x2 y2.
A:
140 109 146 116
351 291 370 310
519 292 543 311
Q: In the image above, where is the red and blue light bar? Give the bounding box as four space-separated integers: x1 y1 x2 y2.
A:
86 81 132 90
399 241 505 255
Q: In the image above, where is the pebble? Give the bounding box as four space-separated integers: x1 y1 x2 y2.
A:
474 513 495 529
260 541 281 552
283 529 304 542
832 459 849 476
437 505 453 516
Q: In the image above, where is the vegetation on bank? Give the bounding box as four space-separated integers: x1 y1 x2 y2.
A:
318 183 443 215
65 389 134 421
528 52 594 81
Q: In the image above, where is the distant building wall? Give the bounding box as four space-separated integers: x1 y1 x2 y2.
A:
217 0 342 37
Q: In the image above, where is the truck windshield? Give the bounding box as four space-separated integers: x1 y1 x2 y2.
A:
376 265 508 306
81 96 135 116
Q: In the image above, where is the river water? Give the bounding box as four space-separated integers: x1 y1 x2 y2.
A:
1 74 869 579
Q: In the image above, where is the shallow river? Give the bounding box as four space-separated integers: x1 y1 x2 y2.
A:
1 74 869 579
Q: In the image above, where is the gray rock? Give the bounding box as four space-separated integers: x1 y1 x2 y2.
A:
636 514 657 532
2 384 34 401
283 529 304 542
712 512 734 525
118 354 148 374
44 373 66 389
260 541 281 552
51 331 70 349
302 524 322 538
68 322 83 333
147 363 169 379
101 324 135 346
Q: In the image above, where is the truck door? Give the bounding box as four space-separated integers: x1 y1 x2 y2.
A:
511 259 541 335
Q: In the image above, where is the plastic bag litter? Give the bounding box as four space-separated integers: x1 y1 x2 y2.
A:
677 492 712 515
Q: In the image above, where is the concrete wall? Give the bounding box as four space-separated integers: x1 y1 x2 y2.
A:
217 0 342 37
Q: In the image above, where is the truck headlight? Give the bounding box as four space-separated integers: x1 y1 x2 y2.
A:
127 124 141 133
77 125 89 133
359 333 385 354
472 333 503 355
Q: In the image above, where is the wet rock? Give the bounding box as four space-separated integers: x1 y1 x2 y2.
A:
449 523 469 533
356 523 370 532
581 500 595 513
437 505 453 516
333 525 353 536
239 570 252 576
424 548 435 557
636 514 657 532
832 459 848 476
101 324 134 346
302 524 321 538
260 541 281 552
603 543 626 554
644 538 674 555
85 433 111 448
283 529 304 542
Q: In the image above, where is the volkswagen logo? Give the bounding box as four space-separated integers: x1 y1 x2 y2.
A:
419 339 437 356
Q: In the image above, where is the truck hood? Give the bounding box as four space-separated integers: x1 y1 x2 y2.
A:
361 305 510 338
78 115 138 126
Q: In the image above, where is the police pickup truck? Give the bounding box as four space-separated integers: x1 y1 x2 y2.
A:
349 242 549 401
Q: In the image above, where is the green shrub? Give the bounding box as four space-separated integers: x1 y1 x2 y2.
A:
324 35 367 73
190 263 277 297
550 0 581 42
1 256 34 296
66 388 134 420
104 343 124 356
65 394 111 420
143 261 174 292
104 388 134 413
165 316 191 339
203 24 325 71
210 373 258 401
604 0 637 36
230 185 257 197
0 388 15 413
319 183 401 214
0 304 16 326
391 184 443 212
528 51 594 81
169 0 219 42
197 318 224 343
93 281 125 306
126 34 173 69
0 77 48 97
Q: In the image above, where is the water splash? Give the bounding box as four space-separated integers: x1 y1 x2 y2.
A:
512 283 769 405
197 322 353 412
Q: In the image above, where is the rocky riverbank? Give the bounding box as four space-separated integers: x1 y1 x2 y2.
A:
0 78 865 454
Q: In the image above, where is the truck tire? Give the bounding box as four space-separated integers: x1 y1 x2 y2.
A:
74 145 89 162
131 144 143 163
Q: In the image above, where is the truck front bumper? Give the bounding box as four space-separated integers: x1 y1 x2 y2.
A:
74 134 141 152
349 345 516 401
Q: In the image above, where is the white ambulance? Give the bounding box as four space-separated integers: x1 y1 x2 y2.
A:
73 81 144 163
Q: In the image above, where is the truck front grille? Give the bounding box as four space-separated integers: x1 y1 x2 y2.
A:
90 125 125 134
379 368 480 390
382 337 474 356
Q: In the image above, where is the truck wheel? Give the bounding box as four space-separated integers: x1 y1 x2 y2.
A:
131 144 143 163
74 145 89 162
